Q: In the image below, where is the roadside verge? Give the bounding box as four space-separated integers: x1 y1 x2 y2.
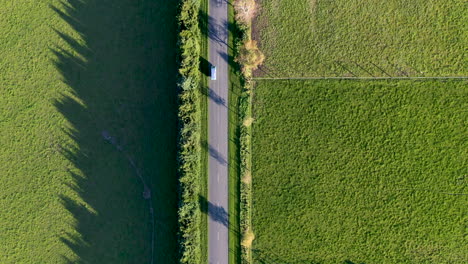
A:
230 1 264 263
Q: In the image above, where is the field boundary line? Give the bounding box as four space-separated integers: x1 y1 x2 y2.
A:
253 76 468 80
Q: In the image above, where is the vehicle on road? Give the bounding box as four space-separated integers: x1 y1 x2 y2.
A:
211 65 217 80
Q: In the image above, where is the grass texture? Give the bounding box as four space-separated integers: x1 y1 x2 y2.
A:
228 2 243 262
0 0 178 263
253 0 467 77
199 0 209 262
251 80 467 263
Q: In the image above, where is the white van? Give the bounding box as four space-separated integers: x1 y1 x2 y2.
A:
211 66 217 81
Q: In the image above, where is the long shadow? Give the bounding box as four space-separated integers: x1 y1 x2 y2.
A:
207 87 227 106
388 61 409 77
202 139 247 173
199 84 240 115
207 143 228 165
199 7 250 83
200 193 242 264
198 195 241 237
351 60 375 77
369 62 393 77
254 63 290 79
218 50 230 65
199 195 229 228
200 10 228 48
334 60 358 77
199 9 236 52
50 0 178 263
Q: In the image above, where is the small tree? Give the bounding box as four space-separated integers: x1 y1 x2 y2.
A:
237 40 265 76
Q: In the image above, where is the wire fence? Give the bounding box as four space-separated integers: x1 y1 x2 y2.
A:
253 76 468 80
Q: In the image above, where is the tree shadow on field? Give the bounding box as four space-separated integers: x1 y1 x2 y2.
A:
50 0 178 263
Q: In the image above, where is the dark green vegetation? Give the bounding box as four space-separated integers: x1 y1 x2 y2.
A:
176 0 204 263
253 0 467 77
252 80 467 263
1 0 178 263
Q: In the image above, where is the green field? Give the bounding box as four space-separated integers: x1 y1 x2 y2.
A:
0 0 178 263
253 0 467 77
251 80 467 263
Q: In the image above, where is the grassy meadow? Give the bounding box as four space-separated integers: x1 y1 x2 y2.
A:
0 0 178 263
253 0 467 77
251 80 467 263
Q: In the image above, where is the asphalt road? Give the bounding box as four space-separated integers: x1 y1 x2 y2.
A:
207 0 229 263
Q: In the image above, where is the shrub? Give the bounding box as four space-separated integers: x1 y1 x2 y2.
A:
237 40 265 74
176 0 203 263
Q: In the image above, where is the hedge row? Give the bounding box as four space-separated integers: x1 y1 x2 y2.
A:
232 1 257 263
176 0 202 263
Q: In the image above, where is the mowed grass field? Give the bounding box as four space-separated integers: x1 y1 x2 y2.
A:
253 0 467 77
0 0 178 263
251 80 467 263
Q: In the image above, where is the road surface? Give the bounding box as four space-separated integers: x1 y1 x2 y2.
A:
208 0 229 263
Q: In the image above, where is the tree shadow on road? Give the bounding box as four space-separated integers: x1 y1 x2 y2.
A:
199 195 229 228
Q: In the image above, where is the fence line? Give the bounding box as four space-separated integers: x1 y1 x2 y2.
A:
253 76 468 80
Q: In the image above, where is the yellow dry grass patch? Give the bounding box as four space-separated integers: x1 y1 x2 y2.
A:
309 0 317 14
243 117 254 127
241 170 252 184
241 229 255 248
234 0 257 24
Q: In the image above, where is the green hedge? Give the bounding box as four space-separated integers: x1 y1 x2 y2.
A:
176 0 202 263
